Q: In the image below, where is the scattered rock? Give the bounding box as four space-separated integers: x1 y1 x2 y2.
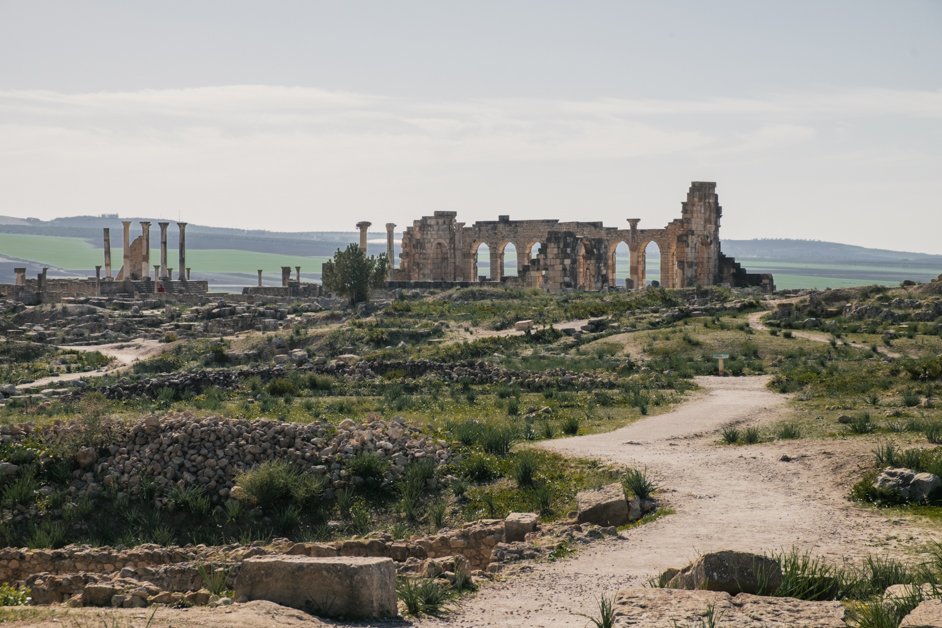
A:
576 483 629 527
875 468 942 503
666 550 782 595
504 512 539 542
901 598 942 627
234 555 397 619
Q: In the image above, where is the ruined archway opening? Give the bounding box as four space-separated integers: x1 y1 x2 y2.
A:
528 242 543 262
644 241 662 287
432 241 449 281
501 243 518 278
474 243 491 280
576 240 589 290
612 241 630 288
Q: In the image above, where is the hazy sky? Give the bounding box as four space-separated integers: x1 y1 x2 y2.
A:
1 1 940 252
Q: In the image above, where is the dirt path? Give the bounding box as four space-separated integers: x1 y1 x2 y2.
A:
16 339 169 390
430 376 924 627
747 309 902 358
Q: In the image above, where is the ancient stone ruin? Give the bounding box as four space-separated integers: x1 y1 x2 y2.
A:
386 182 774 292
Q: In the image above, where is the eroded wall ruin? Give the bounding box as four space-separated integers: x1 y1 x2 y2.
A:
387 182 773 292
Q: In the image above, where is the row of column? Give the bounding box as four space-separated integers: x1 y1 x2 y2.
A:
102 220 187 280
355 221 397 270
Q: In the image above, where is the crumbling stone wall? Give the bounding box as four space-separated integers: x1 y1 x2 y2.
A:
388 182 773 292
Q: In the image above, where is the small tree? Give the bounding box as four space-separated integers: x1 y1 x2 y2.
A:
322 244 387 304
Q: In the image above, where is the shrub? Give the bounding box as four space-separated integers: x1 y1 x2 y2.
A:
267 377 299 397
458 452 500 483
197 564 230 596
776 423 801 440
902 389 921 408
624 468 655 500
397 577 450 616
773 548 845 601
847 413 875 435
925 422 942 444
428 501 447 530
561 416 580 435
346 452 390 492
513 450 540 488
576 594 616 628
721 426 740 445
743 426 761 444
0 582 29 606
235 460 325 514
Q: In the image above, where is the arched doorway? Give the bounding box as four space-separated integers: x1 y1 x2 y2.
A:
474 243 491 281
527 242 543 262
501 242 518 278
610 241 630 288
643 241 662 287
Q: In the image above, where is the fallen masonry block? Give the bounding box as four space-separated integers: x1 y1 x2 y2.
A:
234 555 397 619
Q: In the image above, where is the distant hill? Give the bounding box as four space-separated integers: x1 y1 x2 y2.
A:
722 239 942 265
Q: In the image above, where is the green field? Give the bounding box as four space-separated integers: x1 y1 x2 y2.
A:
0 233 331 278
2 232 936 290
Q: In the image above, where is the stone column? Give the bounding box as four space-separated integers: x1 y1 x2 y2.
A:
356 221 372 252
13 268 26 286
489 244 501 282
385 223 396 269
95 266 101 280
95 266 102 296
177 222 187 281
166 268 173 282
158 222 169 278
295 266 301 284
281 266 291 287
186 268 191 280
139 221 151 280
121 220 131 280
257 270 263 287
627 218 640 233
103 228 112 279
38 268 48 292
153 265 160 282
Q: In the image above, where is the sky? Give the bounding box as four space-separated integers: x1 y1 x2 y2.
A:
0 1 940 253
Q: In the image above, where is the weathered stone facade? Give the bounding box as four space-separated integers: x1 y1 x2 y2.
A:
388 182 773 292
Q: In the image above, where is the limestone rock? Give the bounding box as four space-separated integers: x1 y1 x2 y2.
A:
82 583 118 607
576 483 628 527
666 550 782 595
901 599 942 627
875 467 942 503
504 512 539 542
234 555 397 619
614 587 846 627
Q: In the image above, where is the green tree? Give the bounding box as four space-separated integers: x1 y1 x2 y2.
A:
322 244 387 304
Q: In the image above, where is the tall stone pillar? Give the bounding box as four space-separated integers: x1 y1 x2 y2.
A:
257 270 263 287
356 221 371 252
13 268 26 286
385 223 396 269
121 220 131 280
158 222 169 278
95 266 101 280
186 268 191 280
281 266 291 287
295 266 301 284
95 266 102 296
629 247 642 291
103 228 112 279
140 221 151 280
153 265 160 282
489 245 501 282
177 222 187 281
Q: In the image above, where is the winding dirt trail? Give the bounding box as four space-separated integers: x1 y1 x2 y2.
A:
15 339 169 391
430 376 925 627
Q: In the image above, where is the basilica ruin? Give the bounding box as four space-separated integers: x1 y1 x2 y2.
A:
385 182 774 292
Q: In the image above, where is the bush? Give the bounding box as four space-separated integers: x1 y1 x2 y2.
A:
743 426 761 444
513 450 540 488
458 452 500 483
397 577 451 616
346 452 390 492
902 389 921 408
925 422 942 444
235 460 325 514
847 413 875 435
0 582 29 606
624 468 655 500
721 426 740 445
267 377 299 397
561 416 580 435
776 423 801 440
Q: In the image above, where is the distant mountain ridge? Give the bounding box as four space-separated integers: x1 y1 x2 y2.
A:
722 239 942 265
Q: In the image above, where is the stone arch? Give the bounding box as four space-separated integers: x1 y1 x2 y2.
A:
638 240 664 288
525 241 544 263
608 239 631 288
470 242 491 280
500 241 518 278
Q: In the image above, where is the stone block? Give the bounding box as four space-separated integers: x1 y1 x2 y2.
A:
901 599 942 627
234 555 397 619
576 483 629 527
504 512 539 542
667 551 782 595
